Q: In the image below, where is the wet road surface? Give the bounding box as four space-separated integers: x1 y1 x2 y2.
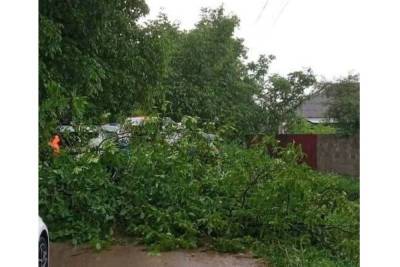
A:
50 243 267 267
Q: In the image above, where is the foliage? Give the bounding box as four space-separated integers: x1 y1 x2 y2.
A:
323 74 360 135
39 118 359 265
39 2 358 265
39 3 317 147
287 117 337 134
39 0 164 156
157 7 270 138
39 152 119 247
256 69 317 133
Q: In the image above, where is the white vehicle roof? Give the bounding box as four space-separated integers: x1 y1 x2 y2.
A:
57 125 97 133
100 123 121 133
125 116 147 126
57 125 75 132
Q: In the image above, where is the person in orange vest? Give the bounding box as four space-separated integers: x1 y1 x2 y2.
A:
49 133 62 155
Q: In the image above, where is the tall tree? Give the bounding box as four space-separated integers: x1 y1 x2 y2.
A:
39 0 168 154
39 2 317 147
160 7 276 138
324 74 360 135
252 61 316 134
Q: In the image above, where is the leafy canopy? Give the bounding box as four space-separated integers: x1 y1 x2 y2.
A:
40 3 317 148
323 74 360 135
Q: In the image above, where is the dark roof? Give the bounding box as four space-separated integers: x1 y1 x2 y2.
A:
297 91 332 119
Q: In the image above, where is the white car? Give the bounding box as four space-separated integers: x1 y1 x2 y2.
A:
39 216 49 267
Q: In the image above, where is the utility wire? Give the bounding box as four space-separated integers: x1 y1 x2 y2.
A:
272 0 291 26
255 0 270 23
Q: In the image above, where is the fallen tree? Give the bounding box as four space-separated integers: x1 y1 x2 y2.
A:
39 117 359 266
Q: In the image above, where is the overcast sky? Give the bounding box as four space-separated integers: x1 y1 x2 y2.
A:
142 0 360 81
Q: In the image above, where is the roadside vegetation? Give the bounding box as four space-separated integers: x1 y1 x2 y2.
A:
39 1 359 266
39 117 359 266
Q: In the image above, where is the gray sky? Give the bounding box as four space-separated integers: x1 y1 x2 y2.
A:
143 0 360 80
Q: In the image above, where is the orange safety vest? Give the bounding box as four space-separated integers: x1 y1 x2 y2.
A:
49 135 61 155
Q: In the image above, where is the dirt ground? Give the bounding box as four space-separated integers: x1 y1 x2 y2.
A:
50 243 266 267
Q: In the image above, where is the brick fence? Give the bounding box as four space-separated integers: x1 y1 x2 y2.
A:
277 134 359 177
316 135 359 177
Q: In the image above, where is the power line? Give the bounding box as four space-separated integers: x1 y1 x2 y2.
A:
273 0 291 26
255 0 270 23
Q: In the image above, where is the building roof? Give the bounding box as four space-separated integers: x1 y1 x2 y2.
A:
297 90 332 120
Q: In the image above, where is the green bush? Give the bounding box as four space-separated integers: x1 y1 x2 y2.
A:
39 117 359 265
